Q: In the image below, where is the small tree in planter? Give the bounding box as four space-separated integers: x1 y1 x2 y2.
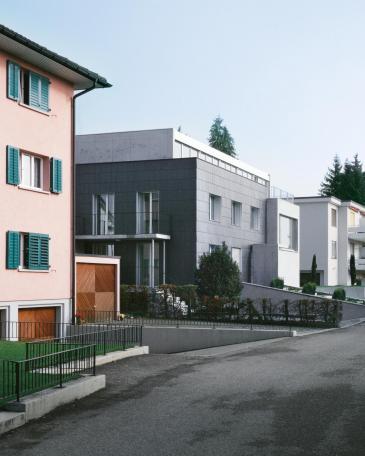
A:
311 254 318 283
195 243 242 312
350 254 357 286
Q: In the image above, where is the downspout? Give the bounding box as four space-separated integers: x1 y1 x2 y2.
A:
71 79 98 323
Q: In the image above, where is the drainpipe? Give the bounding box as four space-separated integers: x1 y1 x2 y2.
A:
71 79 98 323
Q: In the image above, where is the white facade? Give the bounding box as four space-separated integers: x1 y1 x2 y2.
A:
295 197 365 286
252 198 300 287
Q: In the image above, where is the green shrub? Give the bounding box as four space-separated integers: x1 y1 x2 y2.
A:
302 282 316 295
270 277 284 289
332 288 346 301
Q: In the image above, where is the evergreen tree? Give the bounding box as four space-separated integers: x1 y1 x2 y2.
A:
350 254 357 286
311 254 317 284
208 116 236 157
319 155 342 197
319 154 365 205
195 243 242 299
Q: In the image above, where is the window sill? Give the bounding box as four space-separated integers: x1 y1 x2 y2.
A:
18 267 50 273
18 101 50 116
18 185 50 195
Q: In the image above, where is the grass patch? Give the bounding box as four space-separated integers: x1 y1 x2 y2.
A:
0 341 26 361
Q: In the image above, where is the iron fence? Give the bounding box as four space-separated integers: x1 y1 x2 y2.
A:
0 345 95 405
26 326 143 358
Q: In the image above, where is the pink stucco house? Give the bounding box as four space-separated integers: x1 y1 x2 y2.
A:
0 25 110 332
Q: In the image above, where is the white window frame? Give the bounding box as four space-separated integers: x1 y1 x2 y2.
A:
331 240 337 259
231 247 242 272
209 194 221 222
136 191 159 234
331 208 337 227
279 215 298 250
250 206 260 230
20 152 43 190
209 244 220 254
92 193 115 235
231 201 242 226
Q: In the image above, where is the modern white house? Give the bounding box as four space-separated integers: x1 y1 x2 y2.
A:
75 128 300 287
295 196 365 286
252 197 300 287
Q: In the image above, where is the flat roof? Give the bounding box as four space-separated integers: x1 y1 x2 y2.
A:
0 24 111 89
76 128 270 182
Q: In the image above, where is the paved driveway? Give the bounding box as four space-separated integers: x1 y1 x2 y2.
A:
2 325 365 456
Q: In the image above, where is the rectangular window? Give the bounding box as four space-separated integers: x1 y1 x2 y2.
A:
331 240 337 259
136 242 159 287
136 191 159 234
93 194 115 235
20 153 43 190
331 208 337 227
279 215 298 250
231 247 242 272
21 232 49 270
250 207 260 230
7 61 49 112
209 194 221 221
231 201 242 226
209 244 220 254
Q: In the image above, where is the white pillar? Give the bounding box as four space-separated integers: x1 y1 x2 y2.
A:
151 239 155 287
163 241 166 284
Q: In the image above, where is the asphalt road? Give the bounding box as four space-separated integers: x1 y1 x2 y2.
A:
1 325 365 456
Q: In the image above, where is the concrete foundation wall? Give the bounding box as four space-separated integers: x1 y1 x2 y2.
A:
142 326 289 353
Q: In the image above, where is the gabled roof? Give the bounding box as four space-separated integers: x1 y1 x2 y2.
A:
0 24 111 89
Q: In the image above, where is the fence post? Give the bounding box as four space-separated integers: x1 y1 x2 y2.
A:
15 363 20 402
103 331 106 356
140 326 143 347
122 327 126 351
59 352 63 388
93 345 96 376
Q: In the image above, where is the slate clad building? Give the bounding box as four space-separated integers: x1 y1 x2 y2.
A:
75 128 299 287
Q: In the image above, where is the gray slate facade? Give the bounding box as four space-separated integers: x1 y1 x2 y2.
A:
75 129 270 286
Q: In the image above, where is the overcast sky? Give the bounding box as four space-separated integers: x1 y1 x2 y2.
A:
2 0 365 196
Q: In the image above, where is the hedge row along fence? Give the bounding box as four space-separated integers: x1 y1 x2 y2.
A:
120 285 341 328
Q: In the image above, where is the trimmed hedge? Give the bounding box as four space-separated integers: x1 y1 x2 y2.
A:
302 282 316 295
332 288 346 301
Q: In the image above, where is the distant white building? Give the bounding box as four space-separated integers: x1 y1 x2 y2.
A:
295 196 365 286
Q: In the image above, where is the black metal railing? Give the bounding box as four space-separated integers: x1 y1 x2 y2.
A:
0 345 95 405
25 326 143 358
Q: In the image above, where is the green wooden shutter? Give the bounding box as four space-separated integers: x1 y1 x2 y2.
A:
29 72 49 111
50 158 62 193
26 233 49 270
29 72 41 108
7 146 20 185
7 61 20 100
40 76 49 111
6 231 20 269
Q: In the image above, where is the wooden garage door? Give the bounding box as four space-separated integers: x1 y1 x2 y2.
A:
76 263 116 320
18 307 57 340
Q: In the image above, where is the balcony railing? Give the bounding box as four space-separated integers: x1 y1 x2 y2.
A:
76 211 171 236
270 186 294 202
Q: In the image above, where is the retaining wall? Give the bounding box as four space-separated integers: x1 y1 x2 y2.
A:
242 282 365 322
142 326 290 354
